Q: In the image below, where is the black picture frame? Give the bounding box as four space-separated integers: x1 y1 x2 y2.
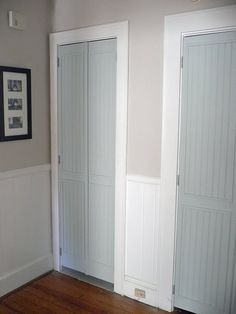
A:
0 66 32 141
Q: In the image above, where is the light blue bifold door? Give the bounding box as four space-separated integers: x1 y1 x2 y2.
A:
175 31 236 314
87 39 116 283
58 43 88 273
58 39 116 283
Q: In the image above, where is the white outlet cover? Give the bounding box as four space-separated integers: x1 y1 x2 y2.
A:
9 11 26 30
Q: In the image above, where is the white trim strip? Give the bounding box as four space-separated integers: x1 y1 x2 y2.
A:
0 255 53 297
127 175 161 185
125 275 157 290
0 255 53 281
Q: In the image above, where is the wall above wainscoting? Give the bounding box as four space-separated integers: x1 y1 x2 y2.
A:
0 0 52 171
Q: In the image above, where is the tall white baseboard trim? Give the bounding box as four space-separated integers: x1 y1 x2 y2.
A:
124 175 160 307
0 164 53 297
0 255 53 296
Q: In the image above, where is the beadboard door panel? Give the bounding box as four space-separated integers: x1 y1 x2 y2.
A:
59 180 86 272
58 43 87 273
87 39 116 283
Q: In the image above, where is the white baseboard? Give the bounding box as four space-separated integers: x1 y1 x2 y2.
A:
123 279 158 307
0 255 53 296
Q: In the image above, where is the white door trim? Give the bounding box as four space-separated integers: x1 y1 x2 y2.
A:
50 21 129 295
159 5 236 312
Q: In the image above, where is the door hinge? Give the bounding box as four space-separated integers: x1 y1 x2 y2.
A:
59 247 62 256
58 155 61 165
177 174 180 186
181 56 183 69
57 57 60 67
172 284 175 295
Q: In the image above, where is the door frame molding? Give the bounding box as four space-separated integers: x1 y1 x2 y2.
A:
49 21 128 295
159 5 236 311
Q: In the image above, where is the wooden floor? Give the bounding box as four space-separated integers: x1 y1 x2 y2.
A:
0 272 179 313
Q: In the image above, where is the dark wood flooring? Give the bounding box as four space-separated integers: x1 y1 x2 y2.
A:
0 272 179 313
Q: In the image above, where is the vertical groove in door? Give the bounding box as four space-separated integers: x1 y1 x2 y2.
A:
214 44 225 198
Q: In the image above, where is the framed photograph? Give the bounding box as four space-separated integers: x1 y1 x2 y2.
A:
0 66 32 141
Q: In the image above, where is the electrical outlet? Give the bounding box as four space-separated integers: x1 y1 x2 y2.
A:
134 288 146 299
9 11 26 30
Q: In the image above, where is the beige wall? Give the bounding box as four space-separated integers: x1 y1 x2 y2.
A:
1 1 235 175
52 0 236 177
0 0 52 171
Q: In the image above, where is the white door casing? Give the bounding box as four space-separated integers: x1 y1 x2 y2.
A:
159 5 236 312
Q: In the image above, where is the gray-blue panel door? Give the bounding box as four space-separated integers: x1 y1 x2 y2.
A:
175 31 236 314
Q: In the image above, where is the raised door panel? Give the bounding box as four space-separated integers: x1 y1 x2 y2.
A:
60 181 85 271
125 179 159 287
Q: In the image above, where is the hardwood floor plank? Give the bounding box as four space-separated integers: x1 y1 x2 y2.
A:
23 286 85 313
45 273 159 313
31 284 107 314
0 304 19 314
32 276 133 313
0 272 177 314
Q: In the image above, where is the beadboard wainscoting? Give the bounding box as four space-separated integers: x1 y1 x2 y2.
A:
124 175 160 307
0 165 53 297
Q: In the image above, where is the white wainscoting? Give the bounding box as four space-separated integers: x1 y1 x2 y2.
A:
124 175 160 307
0 164 53 297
